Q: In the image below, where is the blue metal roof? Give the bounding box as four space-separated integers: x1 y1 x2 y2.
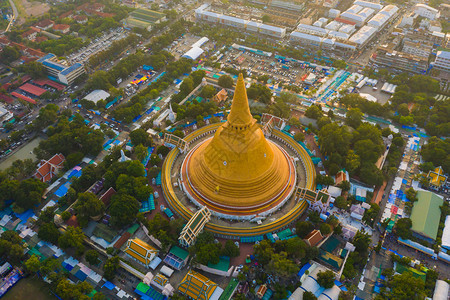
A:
60 63 83 75
37 53 55 63
43 60 65 71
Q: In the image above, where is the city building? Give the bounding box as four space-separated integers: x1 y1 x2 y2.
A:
37 53 86 85
410 190 444 242
433 50 450 72
353 0 383 11
125 8 166 30
426 166 448 188
179 206 211 247
0 104 14 124
402 40 433 58
414 4 440 20
440 3 450 20
432 280 449 300
178 270 223 300
270 0 303 12
124 238 158 267
348 25 377 48
195 4 286 39
35 153 65 182
441 215 450 252
371 44 429 74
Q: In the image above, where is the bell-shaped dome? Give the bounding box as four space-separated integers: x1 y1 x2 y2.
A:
184 74 295 215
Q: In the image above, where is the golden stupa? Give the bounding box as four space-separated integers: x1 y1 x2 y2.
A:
183 74 295 215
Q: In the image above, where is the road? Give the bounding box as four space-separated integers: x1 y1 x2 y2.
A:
5 0 17 32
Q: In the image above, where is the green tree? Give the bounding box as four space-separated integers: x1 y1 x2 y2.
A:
303 291 318 300
103 256 120 281
200 85 216 99
335 196 348 210
387 271 426 299
345 150 361 173
134 144 148 161
253 240 274 265
218 75 234 88
109 194 140 227
319 123 352 156
294 132 305 142
56 278 93 300
317 270 335 288
266 252 299 278
405 187 418 202
346 108 363 129
85 250 100 266
75 192 105 219
129 128 151 146
65 152 84 170
25 255 41 273
362 203 380 226
395 218 412 239
262 15 271 23
338 180 351 192
38 223 61 244
222 240 240 257
353 231 371 253
296 221 314 238
305 105 323 119
58 226 85 254
320 223 332 235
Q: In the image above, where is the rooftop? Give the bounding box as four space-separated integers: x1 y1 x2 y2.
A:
410 190 444 240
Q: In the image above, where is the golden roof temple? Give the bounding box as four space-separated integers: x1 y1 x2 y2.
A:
182 74 296 216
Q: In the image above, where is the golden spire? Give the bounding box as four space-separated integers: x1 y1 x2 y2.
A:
227 73 254 128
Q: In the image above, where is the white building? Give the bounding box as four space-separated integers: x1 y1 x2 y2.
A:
402 40 433 58
37 53 86 85
195 4 285 39
297 24 329 36
353 0 383 11
290 31 323 48
0 105 13 124
328 8 340 18
246 21 260 32
414 4 440 20
434 50 450 72
259 23 286 38
182 47 204 60
348 25 377 47
83 90 110 104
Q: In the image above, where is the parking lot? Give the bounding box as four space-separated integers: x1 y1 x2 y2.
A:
221 48 334 92
68 28 128 64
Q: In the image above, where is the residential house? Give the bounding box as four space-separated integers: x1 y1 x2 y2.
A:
53 24 70 34
73 15 88 24
35 19 55 30
21 28 38 41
